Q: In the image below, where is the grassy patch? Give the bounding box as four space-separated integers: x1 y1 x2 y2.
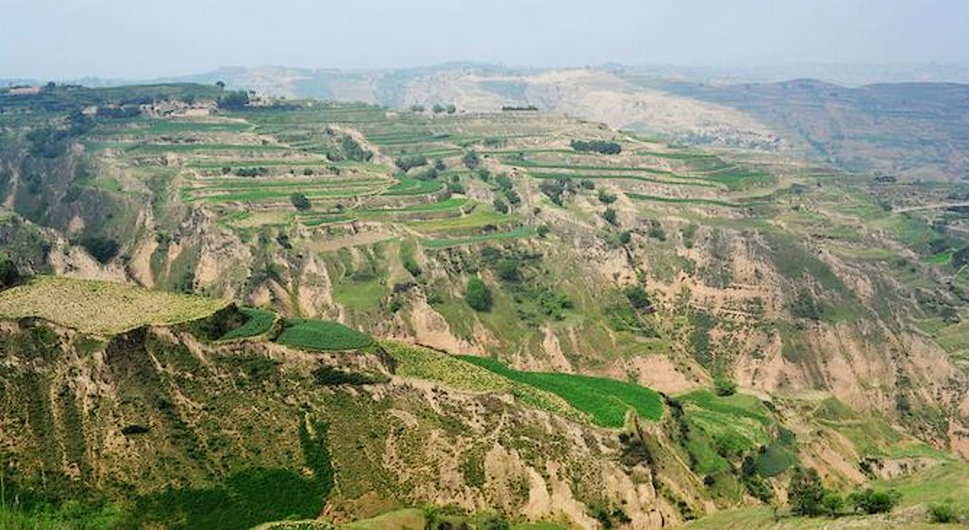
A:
457 356 662 427
220 307 277 340
0 276 228 335
275 319 373 351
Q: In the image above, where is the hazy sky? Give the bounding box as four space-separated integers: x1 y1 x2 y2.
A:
3 0 968 79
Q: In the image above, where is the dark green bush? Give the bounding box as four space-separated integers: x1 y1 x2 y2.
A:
465 277 492 311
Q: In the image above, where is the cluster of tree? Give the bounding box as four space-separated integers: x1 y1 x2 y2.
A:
217 90 250 110
491 173 520 212
501 105 539 112
539 178 577 206
96 105 142 119
229 166 271 177
571 139 622 155
0 255 24 290
77 236 120 264
25 112 93 158
290 193 312 211
788 467 901 518
339 134 373 162
623 285 652 312
432 103 457 114
394 154 428 172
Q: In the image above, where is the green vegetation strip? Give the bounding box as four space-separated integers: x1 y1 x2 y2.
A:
529 171 716 188
220 307 277 340
421 226 534 248
384 342 583 421
275 318 373 351
457 356 662 427
384 178 445 196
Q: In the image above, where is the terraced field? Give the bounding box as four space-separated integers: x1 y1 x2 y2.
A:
458 355 663 428
0 276 229 335
81 100 798 253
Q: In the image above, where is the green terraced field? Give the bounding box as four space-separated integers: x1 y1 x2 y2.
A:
275 319 374 351
220 307 277 340
457 356 663 427
421 226 535 248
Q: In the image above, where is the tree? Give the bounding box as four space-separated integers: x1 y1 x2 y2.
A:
394 155 428 172
602 207 618 226
410 104 425 112
789 467 826 516
821 492 844 517
536 225 550 238
432 103 446 114
496 259 520 282
504 189 521 206
218 90 249 109
462 152 480 170
624 286 652 311
618 231 632 245
713 376 737 396
290 193 312 211
446 104 457 114
0 256 22 289
465 277 493 311
493 198 509 214
215 81 225 90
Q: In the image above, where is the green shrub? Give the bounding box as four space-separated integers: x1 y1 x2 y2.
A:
713 377 738 396
928 500 958 523
822 492 844 517
290 193 311 211
0 255 23 289
462 151 480 169
495 258 520 282
603 207 618 226
312 366 379 386
847 488 901 515
465 277 493 311
789 467 826 516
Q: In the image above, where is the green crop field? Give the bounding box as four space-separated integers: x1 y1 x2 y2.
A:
0 276 228 335
421 226 535 248
220 307 278 340
384 342 585 422
275 318 374 351
457 356 662 427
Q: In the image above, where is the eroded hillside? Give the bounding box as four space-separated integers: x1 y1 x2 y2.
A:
2 83 969 528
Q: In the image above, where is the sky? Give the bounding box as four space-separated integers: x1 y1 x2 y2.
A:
2 0 968 80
